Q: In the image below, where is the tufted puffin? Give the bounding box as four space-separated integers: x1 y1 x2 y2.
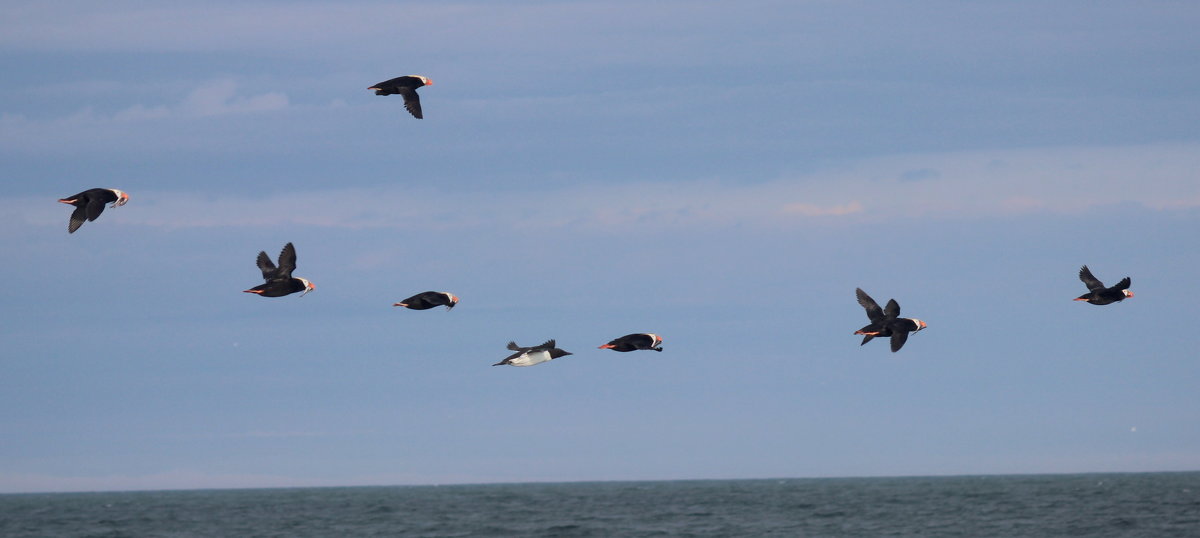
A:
394 291 459 310
243 242 315 298
1074 265 1133 305
58 188 129 233
369 75 432 119
599 333 664 352
854 288 928 352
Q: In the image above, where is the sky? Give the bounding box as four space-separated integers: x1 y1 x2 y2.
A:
1 0 1199 493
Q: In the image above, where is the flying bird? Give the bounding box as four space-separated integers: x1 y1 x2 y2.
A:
369 75 432 119
243 242 315 298
1074 265 1133 305
57 188 129 233
853 288 927 352
393 291 459 311
493 340 572 367
599 333 664 352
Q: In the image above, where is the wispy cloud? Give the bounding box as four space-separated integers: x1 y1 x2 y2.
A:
0 79 290 154
113 79 288 120
0 468 551 493
782 201 864 217
9 142 1195 236
0 470 336 493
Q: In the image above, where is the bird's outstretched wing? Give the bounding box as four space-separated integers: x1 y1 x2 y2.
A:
277 243 297 279
68 206 87 233
860 334 875 346
506 341 523 351
884 299 901 320
533 339 556 351
1113 276 1131 291
85 197 107 222
890 330 910 352
256 251 277 280
398 87 423 119
1078 265 1105 291
856 288 883 323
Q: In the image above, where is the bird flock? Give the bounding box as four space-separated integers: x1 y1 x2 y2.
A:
57 74 1135 363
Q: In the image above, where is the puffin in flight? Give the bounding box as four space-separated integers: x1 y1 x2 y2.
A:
243 242 315 298
58 188 129 233
1074 265 1133 305
853 288 928 352
393 291 459 311
493 340 572 367
599 333 664 352
369 75 432 119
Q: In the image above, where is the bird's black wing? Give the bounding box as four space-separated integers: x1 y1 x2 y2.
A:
860 334 875 346
890 330 910 352
67 205 87 233
856 288 884 323
493 352 521 366
276 243 297 279
533 339 556 351
1078 265 1105 291
506 341 523 351
884 299 901 320
256 251 278 280
1113 276 1131 291
397 87 423 119
84 196 107 222
371 76 406 89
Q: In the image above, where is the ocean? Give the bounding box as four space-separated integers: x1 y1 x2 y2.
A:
2 472 1197 537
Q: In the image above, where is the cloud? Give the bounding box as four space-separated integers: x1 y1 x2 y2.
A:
0 468 553 493
7 142 1196 236
115 79 288 120
782 201 864 217
0 79 290 154
0 470 337 493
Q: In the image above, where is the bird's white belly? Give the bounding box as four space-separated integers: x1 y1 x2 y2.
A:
509 350 552 367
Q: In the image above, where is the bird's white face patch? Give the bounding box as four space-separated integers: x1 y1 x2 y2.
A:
910 319 927 331
1122 289 1134 298
647 333 663 346
110 189 129 207
409 75 431 86
298 278 315 297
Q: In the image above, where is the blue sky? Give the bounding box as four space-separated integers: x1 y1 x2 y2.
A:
1 1 1199 492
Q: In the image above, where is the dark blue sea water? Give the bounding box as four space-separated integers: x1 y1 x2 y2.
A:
2 472 1198 537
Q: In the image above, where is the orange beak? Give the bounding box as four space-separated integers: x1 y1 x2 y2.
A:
393 303 407 307
58 199 75 204
598 344 615 349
